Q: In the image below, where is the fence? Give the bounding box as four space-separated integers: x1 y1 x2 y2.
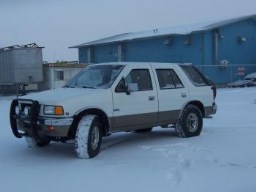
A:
196 64 256 84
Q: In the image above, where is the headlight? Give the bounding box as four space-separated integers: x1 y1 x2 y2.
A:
44 105 64 115
24 106 30 116
15 106 20 115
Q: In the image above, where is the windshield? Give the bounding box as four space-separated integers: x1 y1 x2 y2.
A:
64 64 124 89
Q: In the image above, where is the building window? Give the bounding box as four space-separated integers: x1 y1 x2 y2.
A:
55 71 64 81
237 36 247 43
183 35 192 45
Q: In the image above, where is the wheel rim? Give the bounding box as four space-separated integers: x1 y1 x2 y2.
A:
91 125 100 151
186 113 198 132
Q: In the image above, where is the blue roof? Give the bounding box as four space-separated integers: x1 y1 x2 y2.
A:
70 14 256 48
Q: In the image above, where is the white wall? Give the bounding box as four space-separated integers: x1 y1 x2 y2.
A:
39 67 84 90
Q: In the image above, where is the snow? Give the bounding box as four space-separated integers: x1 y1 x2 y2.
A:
1 88 256 192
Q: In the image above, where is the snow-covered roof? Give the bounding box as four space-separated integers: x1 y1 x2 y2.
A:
70 14 256 48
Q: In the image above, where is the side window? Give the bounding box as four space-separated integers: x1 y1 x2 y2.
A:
156 69 184 89
180 65 209 86
126 69 153 91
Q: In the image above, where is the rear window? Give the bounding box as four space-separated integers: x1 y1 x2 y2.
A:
180 65 209 86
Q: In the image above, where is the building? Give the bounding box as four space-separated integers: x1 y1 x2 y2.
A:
70 14 256 84
0 43 85 94
39 61 86 90
0 43 44 94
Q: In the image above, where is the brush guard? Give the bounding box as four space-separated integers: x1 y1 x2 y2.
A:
10 99 40 139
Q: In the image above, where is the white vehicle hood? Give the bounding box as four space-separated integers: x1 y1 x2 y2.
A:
21 88 107 105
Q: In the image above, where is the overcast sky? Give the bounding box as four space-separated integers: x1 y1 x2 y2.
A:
0 0 255 62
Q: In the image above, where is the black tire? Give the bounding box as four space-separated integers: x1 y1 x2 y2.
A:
25 136 51 148
176 105 203 138
75 115 102 159
134 128 152 133
36 138 51 147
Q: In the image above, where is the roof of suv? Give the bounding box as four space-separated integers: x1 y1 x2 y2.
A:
90 62 193 67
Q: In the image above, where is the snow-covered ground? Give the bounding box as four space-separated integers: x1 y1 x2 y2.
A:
1 88 256 192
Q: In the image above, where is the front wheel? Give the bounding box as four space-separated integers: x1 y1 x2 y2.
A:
175 105 203 138
75 115 102 159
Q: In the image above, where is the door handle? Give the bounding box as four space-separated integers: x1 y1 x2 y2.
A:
181 93 187 98
148 96 155 100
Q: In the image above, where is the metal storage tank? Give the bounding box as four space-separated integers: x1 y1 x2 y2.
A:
0 43 44 85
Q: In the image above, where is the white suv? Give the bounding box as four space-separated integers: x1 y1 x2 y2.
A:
10 62 217 158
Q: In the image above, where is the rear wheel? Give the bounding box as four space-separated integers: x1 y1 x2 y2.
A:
176 105 203 137
75 115 102 159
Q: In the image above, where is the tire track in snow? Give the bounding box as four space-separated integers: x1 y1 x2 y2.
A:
140 142 256 186
141 143 193 185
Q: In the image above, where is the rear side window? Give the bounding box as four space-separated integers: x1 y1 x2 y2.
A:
156 69 184 89
180 65 209 86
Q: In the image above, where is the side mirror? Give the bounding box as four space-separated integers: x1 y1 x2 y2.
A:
127 83 138 92
115 77 130 95
115 77 139 95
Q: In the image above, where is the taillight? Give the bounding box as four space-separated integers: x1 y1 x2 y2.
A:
211 85 217 99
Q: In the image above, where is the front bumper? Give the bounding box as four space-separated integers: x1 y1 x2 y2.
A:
10 99 73 139
17 117 73 137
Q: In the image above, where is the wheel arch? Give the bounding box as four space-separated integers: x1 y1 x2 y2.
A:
68 108 111 138
181 100 205 117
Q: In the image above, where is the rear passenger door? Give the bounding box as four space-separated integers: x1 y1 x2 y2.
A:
153 65 188 125
112 64 158 131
